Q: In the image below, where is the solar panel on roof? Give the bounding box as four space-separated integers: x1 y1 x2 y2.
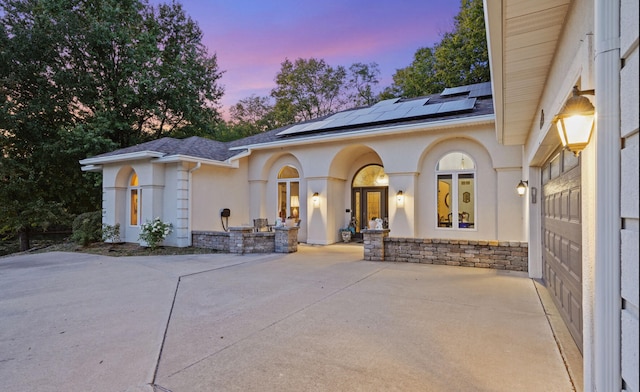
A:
374 107 413 121
344 112 383 126
275 90 483 138
372 97 401 107
276 123 309 136
326 111 352 120
296 119 336 132
468 84 492 98
371 97 429 113
398 98 430 108
403 103 442 118
441 86 472 96
320 115 355 128
436 98 476 114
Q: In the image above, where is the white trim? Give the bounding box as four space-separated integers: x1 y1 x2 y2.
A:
79 151 165 165
187 162 202 247
593 0 621 389
80 150 250 172
230 115 495 151
153 154 241 168
80 164 102 172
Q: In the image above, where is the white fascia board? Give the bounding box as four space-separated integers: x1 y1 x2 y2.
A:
80 164 102 172
153 154 241 168
79 151 165 166
229 114 495 151
483 0 504 144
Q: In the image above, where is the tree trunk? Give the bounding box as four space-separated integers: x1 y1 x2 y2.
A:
19 228 30 251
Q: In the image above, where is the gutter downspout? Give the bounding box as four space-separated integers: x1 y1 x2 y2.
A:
593 0 621 390
188 162 202 246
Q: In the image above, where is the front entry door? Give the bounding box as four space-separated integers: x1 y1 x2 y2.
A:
352 187 388 238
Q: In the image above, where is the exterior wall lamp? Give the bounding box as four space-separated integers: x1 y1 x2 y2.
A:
312 192 319 206
396 190 404 207
516 180 528 196
553 86 596 156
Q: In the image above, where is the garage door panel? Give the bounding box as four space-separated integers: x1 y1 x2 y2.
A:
569 188 581 222
542 217 581 245
542 157 582 352
569 243 582 280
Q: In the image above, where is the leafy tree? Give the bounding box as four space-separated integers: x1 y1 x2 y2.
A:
228 95 278 136
271 58 347 123
62 0 224 147
0 0 224 250
347 62 381 107
380 47 440 99
227 59 381 131
381 0 488 99
432 0 489 88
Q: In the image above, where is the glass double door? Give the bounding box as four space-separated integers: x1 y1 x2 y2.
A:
352 187 388 237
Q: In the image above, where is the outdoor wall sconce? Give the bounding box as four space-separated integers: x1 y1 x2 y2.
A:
312 192 319 206
516 180 528 196
396 190 404 207
553 86 596 156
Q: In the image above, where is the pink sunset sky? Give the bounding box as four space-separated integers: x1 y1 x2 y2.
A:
157 0 462 116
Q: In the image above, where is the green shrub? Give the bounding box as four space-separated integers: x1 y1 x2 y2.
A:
71 211 102 246
102 223 121 243
139 217 172 249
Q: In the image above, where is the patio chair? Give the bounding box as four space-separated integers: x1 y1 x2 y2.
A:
253 218 270 232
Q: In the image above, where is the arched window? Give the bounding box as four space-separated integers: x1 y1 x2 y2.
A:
436 152 476 230
128 172 141 226
277 166 300 220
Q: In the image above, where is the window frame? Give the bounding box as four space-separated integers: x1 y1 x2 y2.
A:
277 165 300 220
435 153 477 231
128 171 141 227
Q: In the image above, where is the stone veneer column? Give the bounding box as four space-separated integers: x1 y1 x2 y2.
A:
229 227 253 254
274 226 299 253
362 229 390 261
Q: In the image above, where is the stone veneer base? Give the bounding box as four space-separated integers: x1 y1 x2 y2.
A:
362 230 528 272
192 226 299 254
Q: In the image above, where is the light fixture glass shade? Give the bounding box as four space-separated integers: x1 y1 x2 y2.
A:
554 87 595 156
396 190 403 201
312 192 319 204
516 181 527 196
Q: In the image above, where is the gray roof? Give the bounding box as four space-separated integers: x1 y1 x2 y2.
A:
88 82 494 163
89 136 236 161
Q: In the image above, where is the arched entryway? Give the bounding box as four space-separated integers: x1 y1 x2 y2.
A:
351 164 389 238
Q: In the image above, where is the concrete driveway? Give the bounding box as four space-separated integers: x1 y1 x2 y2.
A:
0 244 575 391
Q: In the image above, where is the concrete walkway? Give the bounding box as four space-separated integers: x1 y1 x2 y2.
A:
0 244 575 391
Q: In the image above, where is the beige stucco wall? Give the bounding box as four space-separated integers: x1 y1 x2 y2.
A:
190 159 249 233
102 160 168 244
243 120 523 245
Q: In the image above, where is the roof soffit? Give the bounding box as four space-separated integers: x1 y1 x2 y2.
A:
485 0 571 145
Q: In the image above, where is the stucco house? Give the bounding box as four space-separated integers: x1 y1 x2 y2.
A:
80 81 525 248
80 0 639 389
